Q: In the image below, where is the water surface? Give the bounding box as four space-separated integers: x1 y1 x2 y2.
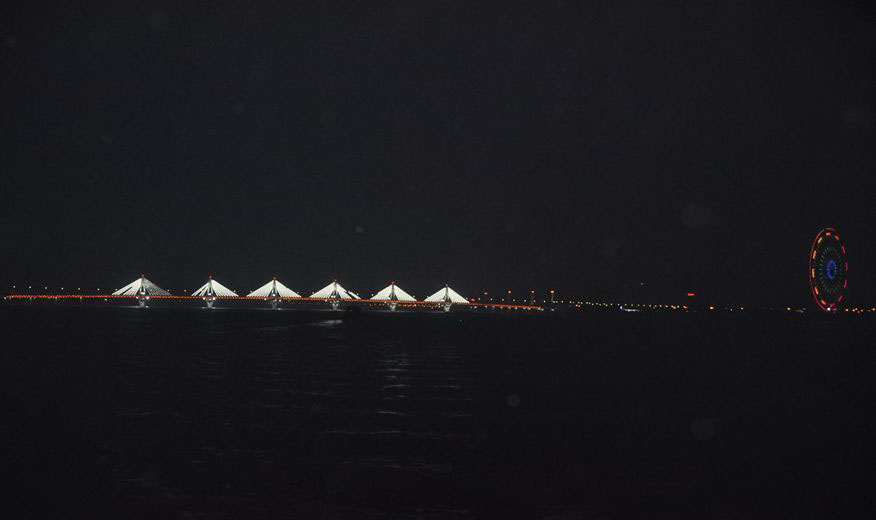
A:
2 306 874 518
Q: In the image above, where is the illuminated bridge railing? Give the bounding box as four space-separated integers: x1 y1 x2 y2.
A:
3 294 542 311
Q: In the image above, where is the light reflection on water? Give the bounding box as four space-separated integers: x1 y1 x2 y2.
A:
108 312 486 512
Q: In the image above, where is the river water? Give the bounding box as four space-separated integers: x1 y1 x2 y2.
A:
1 305 874 518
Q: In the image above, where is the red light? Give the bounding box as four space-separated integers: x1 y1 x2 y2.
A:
686 292 695 297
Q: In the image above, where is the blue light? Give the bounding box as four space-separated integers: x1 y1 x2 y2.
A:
826 259 837 280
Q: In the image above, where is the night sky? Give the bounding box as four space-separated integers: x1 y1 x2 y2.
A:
1 1 874 306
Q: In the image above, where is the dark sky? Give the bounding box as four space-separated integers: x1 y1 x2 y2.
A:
1 1 874 306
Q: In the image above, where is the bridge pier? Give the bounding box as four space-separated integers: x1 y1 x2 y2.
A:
443 303 452 313
270 298 279 310
137 296 148 308
204 297 216 309
331 300 340 311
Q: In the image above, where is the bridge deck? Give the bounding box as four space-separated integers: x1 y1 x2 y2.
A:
3 294 541 311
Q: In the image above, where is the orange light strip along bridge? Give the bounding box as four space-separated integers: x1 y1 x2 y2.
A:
3 294 542 311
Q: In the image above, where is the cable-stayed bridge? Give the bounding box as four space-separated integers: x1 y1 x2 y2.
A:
5 274 541 312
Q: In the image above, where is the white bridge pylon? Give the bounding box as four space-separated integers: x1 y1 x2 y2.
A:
105 276 491 312
192 275 238 308
247 277 301 309
310 280 360 310
112 274 170 307
424 284 469 312
371 282 415 311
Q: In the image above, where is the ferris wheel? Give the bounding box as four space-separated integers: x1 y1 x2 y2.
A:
809 228 848 312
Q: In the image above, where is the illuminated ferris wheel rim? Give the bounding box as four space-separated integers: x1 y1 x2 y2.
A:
809 227 848 312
